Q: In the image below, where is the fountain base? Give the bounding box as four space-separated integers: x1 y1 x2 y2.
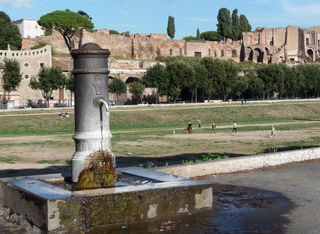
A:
0 167 212 233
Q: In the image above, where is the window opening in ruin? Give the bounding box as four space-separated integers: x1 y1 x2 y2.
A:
318 40 320 48
214 51 217 57
170 49 173 56
194 52 202 57
221 50 224 57
139 61 144 69
290 58 295 63
40 63 45 68
306 38 309 46
208 49 211 56
24 62 29 67
24 74 29 79
232 50 237 58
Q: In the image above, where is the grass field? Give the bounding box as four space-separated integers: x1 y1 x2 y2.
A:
1 101 320 167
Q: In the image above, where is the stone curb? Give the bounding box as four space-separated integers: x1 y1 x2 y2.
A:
157 147 320 178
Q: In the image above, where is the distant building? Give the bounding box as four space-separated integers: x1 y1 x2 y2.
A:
13 19 44 39
0 45 57 108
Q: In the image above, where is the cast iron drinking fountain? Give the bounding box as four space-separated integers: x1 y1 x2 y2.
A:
0 43 213 233
71 43 116 190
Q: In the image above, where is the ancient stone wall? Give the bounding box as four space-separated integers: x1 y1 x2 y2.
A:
0 46 57 107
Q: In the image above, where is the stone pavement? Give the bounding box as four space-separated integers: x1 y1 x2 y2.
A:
208 160 320 234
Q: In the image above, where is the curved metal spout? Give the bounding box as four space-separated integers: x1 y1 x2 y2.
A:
99 99 110 112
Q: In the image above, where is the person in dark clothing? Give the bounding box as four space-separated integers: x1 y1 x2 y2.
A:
187 121 193 134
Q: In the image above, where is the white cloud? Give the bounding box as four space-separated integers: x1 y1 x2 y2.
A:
282 0 320 15
0 0 32 8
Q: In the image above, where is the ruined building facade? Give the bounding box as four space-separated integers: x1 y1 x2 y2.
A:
242 26 320 64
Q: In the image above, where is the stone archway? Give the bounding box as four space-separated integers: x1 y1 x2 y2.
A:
246 47 253 61
307 49 315 61
254 48 263 63
125 77 140 84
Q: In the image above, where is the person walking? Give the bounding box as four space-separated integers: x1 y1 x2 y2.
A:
211 123 217 133
187 121 193 134
197 119 201 128
232 122 238 134
271 125 276 138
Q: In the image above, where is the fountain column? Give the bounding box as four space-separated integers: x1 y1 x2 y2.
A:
71 43 112 183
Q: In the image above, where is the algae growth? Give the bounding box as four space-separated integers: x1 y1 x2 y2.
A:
74 150 117 190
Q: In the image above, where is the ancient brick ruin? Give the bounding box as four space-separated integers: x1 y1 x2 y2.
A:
2 25 320 107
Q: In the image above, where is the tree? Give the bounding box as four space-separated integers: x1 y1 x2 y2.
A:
0 11 11 23
217 8 232 40
77 10 92 20
246 70 264 99
167 16 175 39
200 31 223 41
143 63 169 97
239 15 252 36
231 9 241 40
109 78 127 104
109 30 120 35
38 9 94 52
193 62 208 102
166 60 194 102
196 28 201 40
65 73 74 107
257 64 285 99
0 11 22 50
0 59 22 106
30 67 66 107
183 35 197 41
234 76 249 99
129 82 145 104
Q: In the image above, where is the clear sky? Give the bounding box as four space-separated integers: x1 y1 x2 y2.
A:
1 0 320 39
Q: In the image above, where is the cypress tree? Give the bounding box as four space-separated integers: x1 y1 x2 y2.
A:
239 14 252 34
217 8 232 40
167 16 175 39
196 28 200 40
231 9 241 40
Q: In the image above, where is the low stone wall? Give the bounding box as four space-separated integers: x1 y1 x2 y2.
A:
157 147 320 178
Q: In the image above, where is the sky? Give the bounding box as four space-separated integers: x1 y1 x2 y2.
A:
1 0 320 39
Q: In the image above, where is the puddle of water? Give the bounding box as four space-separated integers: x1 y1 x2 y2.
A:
86 183 294 234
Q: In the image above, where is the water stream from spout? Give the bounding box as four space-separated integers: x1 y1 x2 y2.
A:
99 99 109 151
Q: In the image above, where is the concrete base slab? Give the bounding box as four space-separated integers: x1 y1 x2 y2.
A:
0 167 212 233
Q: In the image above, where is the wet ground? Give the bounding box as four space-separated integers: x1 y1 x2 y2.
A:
89 184 293 234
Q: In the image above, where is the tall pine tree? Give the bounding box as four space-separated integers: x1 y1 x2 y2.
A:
167 16 175 39
217 8 232 40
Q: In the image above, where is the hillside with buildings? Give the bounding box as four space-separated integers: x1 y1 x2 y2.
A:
2 18 320 108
